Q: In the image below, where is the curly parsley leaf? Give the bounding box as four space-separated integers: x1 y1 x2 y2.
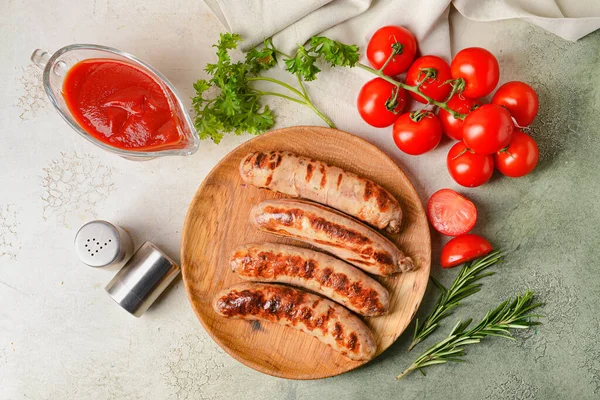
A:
191 33 275 144
246 38 278 74
284 45 321 81
309 36 359 67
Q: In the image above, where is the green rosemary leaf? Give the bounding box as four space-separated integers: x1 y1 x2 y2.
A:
408 250 502 351
397 291 543 380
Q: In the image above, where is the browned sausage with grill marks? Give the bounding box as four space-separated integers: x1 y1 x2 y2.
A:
231 243 390 316
213 282 377 361
250 199 415 276
240 151 403 233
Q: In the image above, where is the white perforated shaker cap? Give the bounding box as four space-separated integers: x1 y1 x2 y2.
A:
74 220 133 268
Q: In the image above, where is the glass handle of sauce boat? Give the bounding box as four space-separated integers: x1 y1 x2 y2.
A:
31 49 51 70
31 49 68 77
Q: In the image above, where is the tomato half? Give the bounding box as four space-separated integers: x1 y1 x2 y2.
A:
427 189 477 236
462 104 514 154
405 55 452 103
450 47 499 98
438 95 480 141
357 78 407 128
495 130 539 177
447 141 494 187
441 234 493 268
366 26 417 76
392 111 442 155
492 81 539 127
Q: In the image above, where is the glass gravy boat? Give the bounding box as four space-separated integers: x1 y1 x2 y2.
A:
31 44 199 161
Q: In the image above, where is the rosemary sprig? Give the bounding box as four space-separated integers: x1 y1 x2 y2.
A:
397 290 543 380
409 250 502 351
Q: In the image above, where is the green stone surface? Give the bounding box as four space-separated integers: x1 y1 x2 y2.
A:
1 4 599 399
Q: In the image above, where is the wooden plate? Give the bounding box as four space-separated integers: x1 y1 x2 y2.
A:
181 126 431 379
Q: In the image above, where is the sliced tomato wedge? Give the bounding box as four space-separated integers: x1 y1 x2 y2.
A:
441 234 493 268
427 189 477 236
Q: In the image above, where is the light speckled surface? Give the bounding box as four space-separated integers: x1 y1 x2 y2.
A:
1 1 600 399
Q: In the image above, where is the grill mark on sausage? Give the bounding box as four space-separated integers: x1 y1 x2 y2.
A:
232 249 387 315
260 206 302 228
301 307 313 321
337 173 343 189
360 247 374 258
235 251 318 280
241 155 254 178
313 239 345 248
363 180 394 212
364 181 374 202
265 175 273 186
254 152 267 168
319 267 333 284
264 152 282 171
319 165 327 188
346 258 373 266
333 322 343 341
373 251 395 267
347 333 359 351
305 164 314 182
259 207 373 247
309 216 372 245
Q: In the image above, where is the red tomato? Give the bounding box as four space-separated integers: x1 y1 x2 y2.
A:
462 104 514 154
447 142 494 187
427 189 477 236
405 56 452 103
367 26 417 76
441 234 493 268
357 78 407 128
492 81 539 127
495 130 539 177
392 111 442 155
438 95 480 141
450 47 499 98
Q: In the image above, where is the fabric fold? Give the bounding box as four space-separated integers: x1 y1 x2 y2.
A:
205 0 600 52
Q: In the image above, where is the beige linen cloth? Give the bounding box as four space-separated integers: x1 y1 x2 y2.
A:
204 0 600 57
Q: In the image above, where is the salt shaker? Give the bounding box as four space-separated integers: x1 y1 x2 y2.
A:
74 220 134 269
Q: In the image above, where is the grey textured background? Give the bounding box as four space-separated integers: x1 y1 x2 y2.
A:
1 1 599 399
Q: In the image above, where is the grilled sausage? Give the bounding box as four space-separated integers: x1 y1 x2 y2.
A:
213 282 377 361
250 199 415 276
231 243 390 316
240 151 403 233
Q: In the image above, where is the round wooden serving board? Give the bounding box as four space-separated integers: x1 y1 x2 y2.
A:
181 126 431 379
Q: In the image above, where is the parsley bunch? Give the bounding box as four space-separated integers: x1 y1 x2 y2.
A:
192 34 359 143
192 34 275 143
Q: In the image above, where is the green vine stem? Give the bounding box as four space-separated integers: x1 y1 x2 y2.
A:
379 42 404 73
248 37 464 130
356 62 467 120
247 76 335 128
247 76 306 100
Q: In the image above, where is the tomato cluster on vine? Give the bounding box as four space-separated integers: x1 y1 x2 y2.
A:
357 26 540 187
